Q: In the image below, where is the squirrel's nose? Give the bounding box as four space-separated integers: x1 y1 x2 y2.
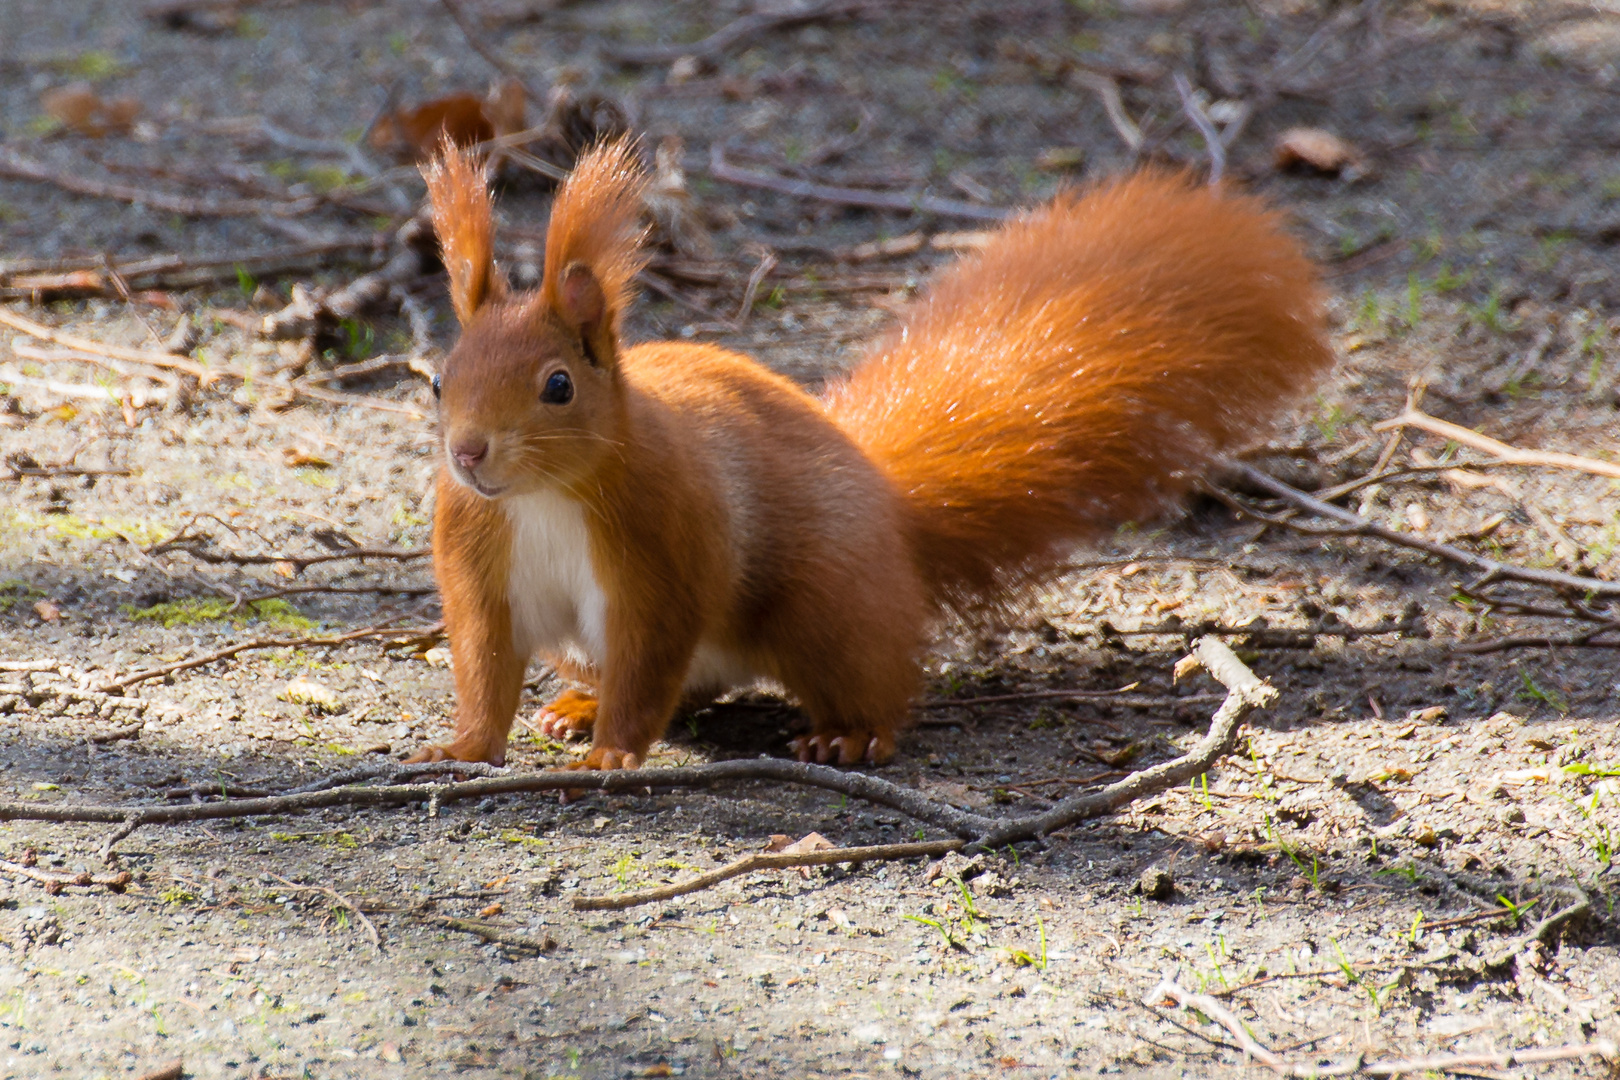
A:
451 440 488 470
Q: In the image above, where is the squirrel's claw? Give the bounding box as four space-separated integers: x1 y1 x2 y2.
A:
555 746 641 803
789 732 895 766
401 739 506 767
533 690 598 740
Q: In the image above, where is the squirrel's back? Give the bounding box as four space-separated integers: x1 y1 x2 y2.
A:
822 171 1334 615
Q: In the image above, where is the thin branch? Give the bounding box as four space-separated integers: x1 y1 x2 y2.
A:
0 857 132 893
1375 408 1620 481
1072 72 1143 154
1227 465 1620 598
605 0 868 66
1146 978 1284 1069
709 144 1013 224
0 307 220 384
146 533 429 571
920 691 1221 710
4 638 1274 857
1172 73 1225 185
573 839 961 911
1148 975 1617 1077
0 149 323 218
265 873 383 952
94 621 438 694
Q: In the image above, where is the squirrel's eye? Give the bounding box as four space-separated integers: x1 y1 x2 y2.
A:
540 370 574 406
430 373 442 400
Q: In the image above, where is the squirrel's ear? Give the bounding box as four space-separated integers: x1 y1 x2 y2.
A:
422 140 506 325
538 136 648 365
554 262 611 366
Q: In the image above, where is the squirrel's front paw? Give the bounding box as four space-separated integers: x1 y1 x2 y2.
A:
402 739 506 766
789 731 895 766
570 747 642 771
534 690 598 740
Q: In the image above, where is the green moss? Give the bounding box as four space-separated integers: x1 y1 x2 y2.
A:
2 508 170 547
123 597 316 631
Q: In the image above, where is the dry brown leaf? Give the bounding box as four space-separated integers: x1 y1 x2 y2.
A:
41 82 141 137
33 600 61 623
478 902 503 918
281 446 332 469
368 91 499 164
780 832 835 855
1273 127 1366 178
764 834 794 852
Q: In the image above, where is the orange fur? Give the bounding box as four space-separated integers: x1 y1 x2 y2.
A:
422 143 505 325
538 135 649 341
406 148 1334 770
823 171 1334 615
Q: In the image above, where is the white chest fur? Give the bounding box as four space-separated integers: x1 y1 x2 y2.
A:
503 490 607 666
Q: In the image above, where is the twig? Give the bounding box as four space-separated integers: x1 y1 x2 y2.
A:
1072 72 1143 154
240 582 436 604
2 638 1273 855
920 691 1220 710
0 857 132 893
1227 465 1620 598
0 238 380 293
606 0 868 65
1146 977 1284 1069
0 307 219 384
94 621 436 694
709 145 1012 224
265 873 382 952
1172 73 1224 185
1149 975 1617 1077
423 914 552 954
1100 617 1423 645
437 0 543 102
1375 408 1620 481
1450 631 1620 655
0 149 322 218
1525 893 1590 946
289 381 428 420
573 839 962 911
147 533 428 571
735 249 779 323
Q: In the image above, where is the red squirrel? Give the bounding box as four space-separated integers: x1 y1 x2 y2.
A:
404 138 1333 771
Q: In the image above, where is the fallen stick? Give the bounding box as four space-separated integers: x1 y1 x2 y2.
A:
147 535 428 571
1 637 1275 858
133 1061 185 1080
94 621 437 694
0 308 219 384
0 149 322 218
438 0 544 102
1375 407 1620 481
0 857 132 894
0 238 381 297
709 145 1012 224
920 691 1221 710
1172 73 1224 185
1227 465 1620 598
573 839 962 911
1147 975 1617 1077
606 0 868 65
265 873 383 952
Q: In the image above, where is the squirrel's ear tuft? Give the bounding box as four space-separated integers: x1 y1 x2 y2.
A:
422 140 506 325
538 135 648 360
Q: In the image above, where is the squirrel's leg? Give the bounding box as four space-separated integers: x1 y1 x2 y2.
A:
779 616 920 767
571 623 696 771
405 476 524 766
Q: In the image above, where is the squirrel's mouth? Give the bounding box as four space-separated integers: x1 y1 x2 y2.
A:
448 463 507 499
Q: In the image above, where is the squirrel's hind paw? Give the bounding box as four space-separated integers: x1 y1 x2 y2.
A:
534 689 598 740
789 732 895 766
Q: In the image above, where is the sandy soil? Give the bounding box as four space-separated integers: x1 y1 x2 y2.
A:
1 1 1618 1077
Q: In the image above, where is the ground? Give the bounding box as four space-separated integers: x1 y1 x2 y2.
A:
2 1 1619 1078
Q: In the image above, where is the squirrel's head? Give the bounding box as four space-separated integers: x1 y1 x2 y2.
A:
423 137 647 498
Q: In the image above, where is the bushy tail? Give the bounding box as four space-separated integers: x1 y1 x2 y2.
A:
821 172 1334 616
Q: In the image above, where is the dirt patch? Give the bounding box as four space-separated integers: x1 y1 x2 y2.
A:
1 1 1618 1077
